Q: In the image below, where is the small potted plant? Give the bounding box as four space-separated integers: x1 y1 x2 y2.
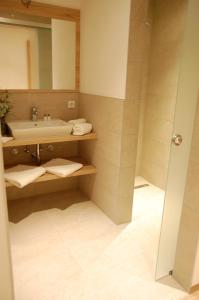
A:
0 90 11 136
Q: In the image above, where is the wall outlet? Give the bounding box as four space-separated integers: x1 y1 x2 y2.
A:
67 100 76 109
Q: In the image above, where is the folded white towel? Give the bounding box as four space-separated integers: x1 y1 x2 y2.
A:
1 137 14 143
42 158 83 177
68 118 86 125
5 165 45 188
72 123 92 136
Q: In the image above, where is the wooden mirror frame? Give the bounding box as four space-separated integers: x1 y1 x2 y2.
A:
0 0 80 92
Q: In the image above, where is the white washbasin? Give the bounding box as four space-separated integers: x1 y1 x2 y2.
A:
8 119 73 139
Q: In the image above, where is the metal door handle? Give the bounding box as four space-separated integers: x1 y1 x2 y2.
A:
172 134 183 146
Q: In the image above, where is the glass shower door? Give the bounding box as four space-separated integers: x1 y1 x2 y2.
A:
156 0 199 279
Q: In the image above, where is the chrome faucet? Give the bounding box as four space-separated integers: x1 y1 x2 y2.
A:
31 106 38 121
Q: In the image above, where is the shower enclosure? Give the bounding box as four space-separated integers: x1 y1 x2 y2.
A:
133 0 199 285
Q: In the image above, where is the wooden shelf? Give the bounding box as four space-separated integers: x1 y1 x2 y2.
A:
2 133 97 148
5 163 97 188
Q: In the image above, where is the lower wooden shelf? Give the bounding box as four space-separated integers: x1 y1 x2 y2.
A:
5 163 97 188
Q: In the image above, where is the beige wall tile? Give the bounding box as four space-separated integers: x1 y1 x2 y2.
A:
89 159 120 196
79 177 119 223
147 56 180 97
79 132 122 168
3 142 78 167
143 113 173 145
130 0 151 23
140 159 168 189
127 1 152 177
146 93 176 122
118 167 135 199
126 61 143 101
29 92 78 121
88 179 132 224
78 93 123 134
7 91 78 122
92 131 122 167
78 93 135 224
122 101 140 135
136 95 146 175
187 100 199 164
153 0 188 44
127 21 148 63
142 137 170 169
113 195 133 224
138 0 186 188
120 134 138 168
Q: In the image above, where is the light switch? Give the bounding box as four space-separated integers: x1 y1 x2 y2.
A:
67 100 76 109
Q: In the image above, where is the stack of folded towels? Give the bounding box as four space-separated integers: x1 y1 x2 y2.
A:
5 165 46 188
1 137 14 144
68 118 93 136
42 158 83 177
4 158 83 188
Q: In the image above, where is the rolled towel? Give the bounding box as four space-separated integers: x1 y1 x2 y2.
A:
72 123 92 136
5 165 46 188
1 137 14 144
68 118 86 125
42 158 83 177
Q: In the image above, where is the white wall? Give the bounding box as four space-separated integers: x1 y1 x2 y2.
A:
52 19 76 90
0 143 14 300
0 24 39 89
80 0 131 99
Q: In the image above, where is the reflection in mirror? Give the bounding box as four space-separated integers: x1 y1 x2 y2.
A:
0 14 76 90
52 19 76 90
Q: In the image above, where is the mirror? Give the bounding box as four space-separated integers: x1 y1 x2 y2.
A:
0 13 77 90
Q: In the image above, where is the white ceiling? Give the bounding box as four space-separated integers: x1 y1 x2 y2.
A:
34 0 81 9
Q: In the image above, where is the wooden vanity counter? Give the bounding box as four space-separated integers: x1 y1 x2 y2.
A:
4 133 97 188
2 133 97 148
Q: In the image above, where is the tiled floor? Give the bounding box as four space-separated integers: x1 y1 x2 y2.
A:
9 178 192 300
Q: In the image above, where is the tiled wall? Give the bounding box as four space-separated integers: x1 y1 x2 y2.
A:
174 98 199 290
4 91 79 200
138 0 187 189
133 0 153 175
6 91 78 122
78 94 135 224
78 0 150 224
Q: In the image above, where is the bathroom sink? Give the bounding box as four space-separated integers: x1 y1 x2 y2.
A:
8 119 73 139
